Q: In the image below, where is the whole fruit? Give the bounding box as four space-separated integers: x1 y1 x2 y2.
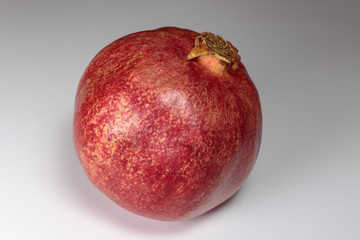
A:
73 27 262 221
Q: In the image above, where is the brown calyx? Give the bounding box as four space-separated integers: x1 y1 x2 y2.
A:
186 32 241 76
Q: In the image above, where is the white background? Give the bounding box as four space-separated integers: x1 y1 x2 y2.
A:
1 0 359 239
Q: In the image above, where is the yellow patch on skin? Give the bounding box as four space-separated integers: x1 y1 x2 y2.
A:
88 163 97 179
126 162 132 170
176 182 185 193
123 53 142 70
180 161 192 175
90 148 101 161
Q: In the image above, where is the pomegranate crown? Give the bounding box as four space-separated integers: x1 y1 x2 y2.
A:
186 32 241 71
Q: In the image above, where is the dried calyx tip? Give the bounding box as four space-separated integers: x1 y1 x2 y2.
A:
186 32 241 71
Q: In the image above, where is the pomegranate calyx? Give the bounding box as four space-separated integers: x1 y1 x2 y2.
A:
186 32 241 71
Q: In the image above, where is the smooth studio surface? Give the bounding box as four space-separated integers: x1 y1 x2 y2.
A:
1 0 359 239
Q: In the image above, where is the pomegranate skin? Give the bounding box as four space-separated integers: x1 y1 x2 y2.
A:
73 27 262 221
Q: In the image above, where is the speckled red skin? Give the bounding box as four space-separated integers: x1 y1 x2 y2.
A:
73 27 262 221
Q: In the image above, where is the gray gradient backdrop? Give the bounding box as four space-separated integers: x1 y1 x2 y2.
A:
1 0 359 239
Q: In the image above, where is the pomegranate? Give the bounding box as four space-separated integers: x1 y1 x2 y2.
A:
73 27 262 221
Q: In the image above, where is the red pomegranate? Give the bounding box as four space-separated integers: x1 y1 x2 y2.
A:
73 27 262 221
